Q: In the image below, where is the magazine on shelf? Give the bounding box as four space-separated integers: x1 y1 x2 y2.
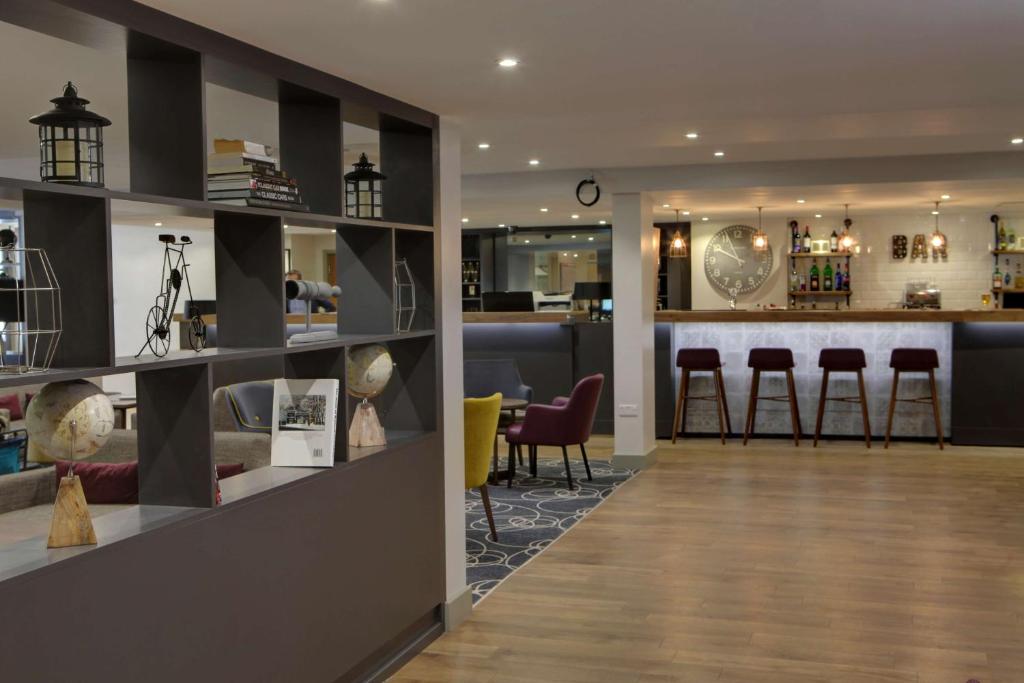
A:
270 378 340 467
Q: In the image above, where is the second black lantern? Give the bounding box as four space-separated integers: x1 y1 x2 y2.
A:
29 82 111 187
344 153 385 219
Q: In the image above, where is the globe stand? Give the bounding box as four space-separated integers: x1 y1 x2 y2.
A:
46 421 96 548
349 399 386 448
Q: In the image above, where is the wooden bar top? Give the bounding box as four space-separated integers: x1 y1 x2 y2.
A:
653 309 1024 323
462 311 587 323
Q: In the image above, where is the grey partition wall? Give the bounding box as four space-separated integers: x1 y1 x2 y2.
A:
0 1 445 681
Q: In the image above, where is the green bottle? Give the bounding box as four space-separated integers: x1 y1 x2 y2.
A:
823 259 833 291
809 259 820 291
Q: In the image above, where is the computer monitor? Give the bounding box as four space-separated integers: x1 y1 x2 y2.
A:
482 291 535 312
600 299 613 314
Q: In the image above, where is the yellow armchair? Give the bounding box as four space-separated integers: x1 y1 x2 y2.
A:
464 393 502 540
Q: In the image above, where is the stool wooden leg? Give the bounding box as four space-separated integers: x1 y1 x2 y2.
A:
671 368 685 444
507 442 517 487
857 369 871 448
717 368 732 435
885 370 899 449
680 370 691 440
786 368 801 447
814 369 829 448
743 370 760 445
929 369 944 450
713 369 727 444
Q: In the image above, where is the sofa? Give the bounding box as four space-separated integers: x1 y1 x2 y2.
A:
0 391 272 546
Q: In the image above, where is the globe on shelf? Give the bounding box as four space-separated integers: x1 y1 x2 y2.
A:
346 343 394 447
26 380 114 463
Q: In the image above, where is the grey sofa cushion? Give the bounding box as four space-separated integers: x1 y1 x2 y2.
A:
0 468 55 515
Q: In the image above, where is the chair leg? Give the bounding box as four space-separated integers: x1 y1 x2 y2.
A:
580 443 593 480
560 445 576 490
479 485 498 542
884 370 899 449
786 369 801 447
507 441 516 487
857 369 871 449
679 370 690 440
671 368 686 444
712 369 726 444
814 369 829 448
929 369 944 450
717 368 732 436
743 370 760 445
491 435 499 483
531 445 538 476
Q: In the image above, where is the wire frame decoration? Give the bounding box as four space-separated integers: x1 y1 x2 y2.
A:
0 229 62 374
394 259 417 333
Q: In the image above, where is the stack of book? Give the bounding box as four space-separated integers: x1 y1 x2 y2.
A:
207 139 310 212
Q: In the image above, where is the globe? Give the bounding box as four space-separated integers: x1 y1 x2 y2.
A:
346 343 394 399
26 380 115 463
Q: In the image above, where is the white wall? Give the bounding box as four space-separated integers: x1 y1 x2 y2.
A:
690 211 1006 310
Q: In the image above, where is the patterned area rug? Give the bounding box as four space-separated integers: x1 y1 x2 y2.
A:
465 457 635 603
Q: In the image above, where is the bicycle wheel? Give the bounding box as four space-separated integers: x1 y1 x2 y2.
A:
187 315 206 352
145 304 171 357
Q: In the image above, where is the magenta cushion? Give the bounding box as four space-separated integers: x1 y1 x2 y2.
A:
0 394 23 421
55 461 139 504
216 463 245 480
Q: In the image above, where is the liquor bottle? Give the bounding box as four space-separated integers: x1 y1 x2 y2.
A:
993 264 1003 291
799 273 807 292
803 227 812 253
999 221 1008 251
830 230 838 253
1009 223 1018 250
789 267 799 292
1005 259 1012 288
823 259 833 291
809 259 820 291
834 265 843 291
1016 262 1024 290
842 263 850 291
791 222 801 253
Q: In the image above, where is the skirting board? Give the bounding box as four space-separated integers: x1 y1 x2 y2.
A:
443 585 473 631
611 447 658 470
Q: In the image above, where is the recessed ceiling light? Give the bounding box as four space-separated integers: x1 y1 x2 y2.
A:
796 199 806 204
598 221 606 225
931 210 940 215
940 194 951 200
524 239 531 244
331 228 336 233
540 207 549 212
713 151 725 157
589 236 595 240
571 234 577 238
498 58 519 68
461 217 469 223
571 214 579 219
814 214 822 218
1011 137 1023 145
154 222 162 227
701 216 709 221
682 211 690 216
662 203 671 208
283 224 289 229
573 253 578 258
478 142 490 150
498 223 506 228
528 159 540 166
562 252 568 256
685 132 699 139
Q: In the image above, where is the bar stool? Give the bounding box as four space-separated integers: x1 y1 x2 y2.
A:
671 348 731 444
814 348 871 448
743 348 801 446
885 348 944 450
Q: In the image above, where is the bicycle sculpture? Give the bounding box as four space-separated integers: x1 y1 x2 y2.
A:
135 234 205 358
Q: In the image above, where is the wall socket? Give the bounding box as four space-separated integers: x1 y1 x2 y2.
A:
618 403 639 417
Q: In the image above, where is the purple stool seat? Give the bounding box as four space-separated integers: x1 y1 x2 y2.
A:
748 348 795 371
676 348 722 370
890 348 939 371
819 348 867 371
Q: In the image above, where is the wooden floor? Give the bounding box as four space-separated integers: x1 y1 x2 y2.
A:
393 437 1024 682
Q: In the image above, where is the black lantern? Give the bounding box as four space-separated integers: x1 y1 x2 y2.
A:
29 82 111 187
344 153 385 219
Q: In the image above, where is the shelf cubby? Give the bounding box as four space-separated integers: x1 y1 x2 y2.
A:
283 346 347 462
374 333 437 434
336 223 394 335
126 31 205 200
379 114 434 227
395 228 435 331
278 81 342 216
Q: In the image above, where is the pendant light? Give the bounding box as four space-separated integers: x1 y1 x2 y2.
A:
930 201 946 249
668 209 687 258
752 206 768 252
840 203 855 252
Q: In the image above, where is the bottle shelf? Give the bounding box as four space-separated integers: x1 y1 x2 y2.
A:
992 250 1024 255
788 290 852 297
992 288 1024 294
788 252 852 259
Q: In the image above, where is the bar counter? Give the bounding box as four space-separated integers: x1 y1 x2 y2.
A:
463 308 1024 446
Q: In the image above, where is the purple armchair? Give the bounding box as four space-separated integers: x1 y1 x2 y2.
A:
505 374 604 490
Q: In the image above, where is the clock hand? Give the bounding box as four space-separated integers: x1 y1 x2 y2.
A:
713 245 743 265
722 235 745 266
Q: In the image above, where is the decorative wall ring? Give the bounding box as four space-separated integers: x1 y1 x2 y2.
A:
576 176 600 207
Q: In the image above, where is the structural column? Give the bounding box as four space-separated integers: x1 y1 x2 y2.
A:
611 193 658 469
438 117 472 628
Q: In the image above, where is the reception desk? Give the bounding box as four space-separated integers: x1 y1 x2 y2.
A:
463 309 1024 446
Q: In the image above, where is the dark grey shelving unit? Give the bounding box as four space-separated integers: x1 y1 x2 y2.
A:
0 1 444 681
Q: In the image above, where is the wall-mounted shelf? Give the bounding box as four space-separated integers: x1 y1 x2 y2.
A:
788 290 853 297
787 251 853 258
992 249 1024 255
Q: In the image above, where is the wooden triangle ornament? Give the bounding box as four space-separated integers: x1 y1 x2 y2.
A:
47 474 97 548
348 399 386 448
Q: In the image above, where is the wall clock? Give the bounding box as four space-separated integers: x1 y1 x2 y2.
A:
703 224 773 296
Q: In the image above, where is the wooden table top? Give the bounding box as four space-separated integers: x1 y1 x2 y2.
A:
501 398 529 410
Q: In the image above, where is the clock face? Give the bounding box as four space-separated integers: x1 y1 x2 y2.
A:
703 224 773 296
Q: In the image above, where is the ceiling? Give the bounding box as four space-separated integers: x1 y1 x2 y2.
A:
137 0 1024 176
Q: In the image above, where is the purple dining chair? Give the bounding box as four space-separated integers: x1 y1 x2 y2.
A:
505 374 604 490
